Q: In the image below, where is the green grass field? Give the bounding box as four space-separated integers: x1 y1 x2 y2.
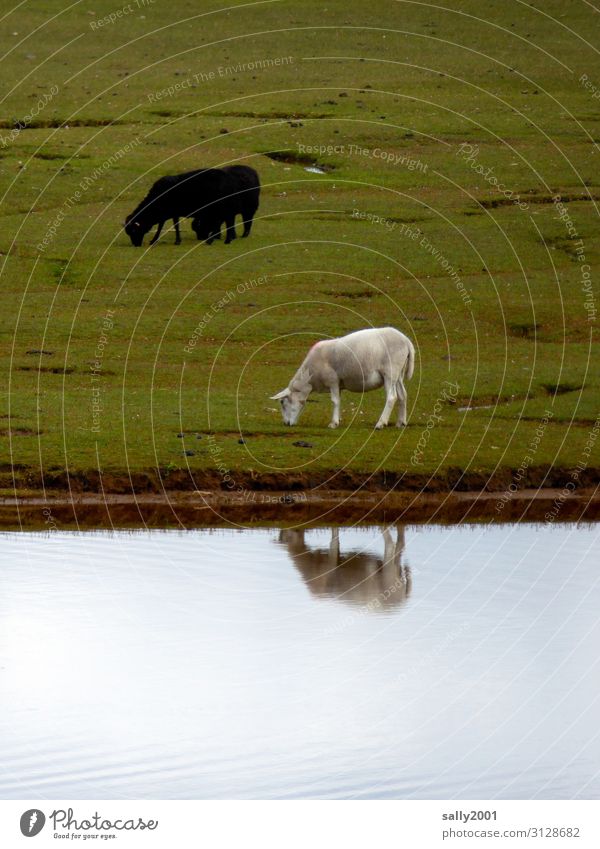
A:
1 0 598 490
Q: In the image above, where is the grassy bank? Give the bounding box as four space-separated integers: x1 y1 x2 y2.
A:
1 0 598 495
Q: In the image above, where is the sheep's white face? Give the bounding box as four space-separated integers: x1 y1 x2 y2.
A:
270 388 307 426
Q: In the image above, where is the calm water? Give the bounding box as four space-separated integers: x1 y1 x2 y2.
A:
1 524 599 800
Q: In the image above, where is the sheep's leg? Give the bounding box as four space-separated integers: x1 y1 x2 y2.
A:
149 220 164 245
395 376 407 427
382 527 395 573
242 208 256 237
309 528 338 593
395 526 411 596
392 526 404 582
328 528 340 568
395 525 406 558
381 527 399 594
375 376 397 429
328 383 341 428
173 217 181 245
223 216 237 244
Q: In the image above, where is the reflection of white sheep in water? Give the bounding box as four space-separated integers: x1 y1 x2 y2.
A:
278 526 411 609
270 327 415 429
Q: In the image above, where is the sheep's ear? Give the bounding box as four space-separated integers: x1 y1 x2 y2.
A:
270 388 290 400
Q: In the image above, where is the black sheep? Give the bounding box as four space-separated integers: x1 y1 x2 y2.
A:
191 165 260 245
124 168 229 247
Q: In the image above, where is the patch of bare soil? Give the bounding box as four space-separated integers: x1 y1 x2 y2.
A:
477 192 600 210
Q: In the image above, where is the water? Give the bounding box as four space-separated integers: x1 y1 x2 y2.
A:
1 523 599 800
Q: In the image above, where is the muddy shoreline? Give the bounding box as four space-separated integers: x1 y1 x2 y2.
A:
1 479 599 530
1 465 599 528
4 464 600 496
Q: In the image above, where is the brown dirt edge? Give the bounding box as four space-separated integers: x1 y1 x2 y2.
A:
1 465 599 528
3 464 600 494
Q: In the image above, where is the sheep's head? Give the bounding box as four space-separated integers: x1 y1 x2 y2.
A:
124 215 147 247
192 216 206 241
271 375 311 426
192 215 218 244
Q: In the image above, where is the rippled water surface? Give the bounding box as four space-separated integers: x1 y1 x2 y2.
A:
1 524 599 799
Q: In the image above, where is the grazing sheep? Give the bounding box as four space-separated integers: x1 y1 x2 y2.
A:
191 164 260 245
124 168 229 247
271 326 415 429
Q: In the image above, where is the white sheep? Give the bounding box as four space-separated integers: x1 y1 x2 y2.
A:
271 327 415 429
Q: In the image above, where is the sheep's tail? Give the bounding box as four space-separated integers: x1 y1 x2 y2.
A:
404 341 415 381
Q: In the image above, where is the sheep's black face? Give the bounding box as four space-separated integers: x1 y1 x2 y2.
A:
192 217 211 242
124 217 146 247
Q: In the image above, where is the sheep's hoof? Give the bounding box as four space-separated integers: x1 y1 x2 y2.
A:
375 422 386 430
328 422 339 429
